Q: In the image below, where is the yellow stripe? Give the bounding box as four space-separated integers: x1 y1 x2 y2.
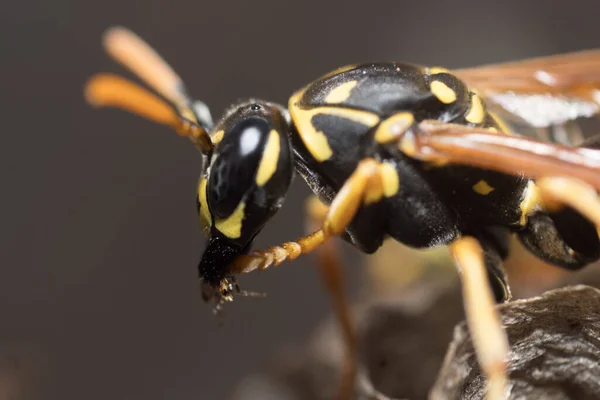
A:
255 130 280 186
289 90 380 162
215 201 246 239
519 181 539 225
465 93 485 124
429 66 449 75
380 162 400 197
430 80 457 104
374 112 414 143
197 178 212 235
325 80 358 104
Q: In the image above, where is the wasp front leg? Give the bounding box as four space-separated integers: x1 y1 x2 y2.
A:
231 158 389 274
231 160 393 399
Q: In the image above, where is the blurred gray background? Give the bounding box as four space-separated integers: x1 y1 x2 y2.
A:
1 0 599 399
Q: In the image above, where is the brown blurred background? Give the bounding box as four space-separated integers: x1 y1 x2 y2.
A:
1 0 599 399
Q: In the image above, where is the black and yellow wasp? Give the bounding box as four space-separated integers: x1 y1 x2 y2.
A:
85 27 600 400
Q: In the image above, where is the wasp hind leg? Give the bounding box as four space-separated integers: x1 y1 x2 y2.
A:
449 235 511 400
518 135 600 269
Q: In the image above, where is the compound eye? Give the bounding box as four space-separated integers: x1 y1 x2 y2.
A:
208 117 270 219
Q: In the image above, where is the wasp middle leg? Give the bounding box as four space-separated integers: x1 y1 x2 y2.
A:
232 160 398 399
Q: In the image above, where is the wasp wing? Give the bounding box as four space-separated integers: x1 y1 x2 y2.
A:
403 121 600 190
455 49 600 129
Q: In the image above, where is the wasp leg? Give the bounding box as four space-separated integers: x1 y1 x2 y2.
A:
515 177 600 271
231 196 357 399
232 159 387 397
535 177 600 227
305 195 329 230
231 159 387 399
307 197 357 400
450 236 510 400
231 158 385 273
469 227 512 303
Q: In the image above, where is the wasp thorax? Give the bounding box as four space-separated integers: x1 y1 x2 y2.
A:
196 100 295 299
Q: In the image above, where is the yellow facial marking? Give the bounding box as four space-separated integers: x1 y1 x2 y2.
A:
215 202 246 239
429 66 449 75
212 129 224 144
289 91 380 162
375 112 414 143
380 162 400 197
430 80 457 104
325 80 358 104
465 92 485 124
519 181 540 225
197 178 212 235
472 180 495 195
255 130 280 186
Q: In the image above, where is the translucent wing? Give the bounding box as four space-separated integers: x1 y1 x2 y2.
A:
455 49 600 128
400 121 600 190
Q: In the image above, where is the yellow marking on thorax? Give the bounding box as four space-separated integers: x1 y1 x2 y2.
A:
255 130 280 186
430 80 457 104
374 112 414 143
197 178 212 235
211 129 224 144
380 162 400 197
472 180 495 195
325 80 358 104
289 90 380 162
215 202 246 239
465 92 485 124
519 181 540 225
428 66 450 75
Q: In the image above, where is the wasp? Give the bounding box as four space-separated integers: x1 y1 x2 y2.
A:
85 27 600 400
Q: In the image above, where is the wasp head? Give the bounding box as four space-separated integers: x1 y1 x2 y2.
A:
196 100 294 304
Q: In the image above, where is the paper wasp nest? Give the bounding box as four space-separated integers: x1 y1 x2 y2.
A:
230 242 600 400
